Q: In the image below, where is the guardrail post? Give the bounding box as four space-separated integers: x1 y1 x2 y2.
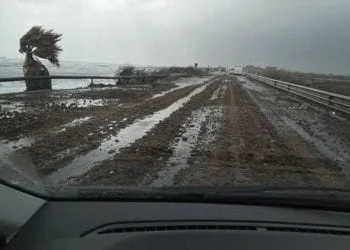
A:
90 77 94 85
328 96 333 107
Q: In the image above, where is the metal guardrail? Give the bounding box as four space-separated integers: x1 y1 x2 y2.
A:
247 73 350 115
0 73 188 83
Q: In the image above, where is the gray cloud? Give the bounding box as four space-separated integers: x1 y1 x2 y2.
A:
1 0 350 74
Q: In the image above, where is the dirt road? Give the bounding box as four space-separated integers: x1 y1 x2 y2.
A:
1 75 349 189
75 76 350 188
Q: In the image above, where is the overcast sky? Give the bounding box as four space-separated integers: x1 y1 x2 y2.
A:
1 0 350 74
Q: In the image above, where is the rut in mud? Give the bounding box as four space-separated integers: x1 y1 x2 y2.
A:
0 76 214 183
75 76 349 188
1 75 350 188
175 79 348 188
31 84 204 176
73 79 222 185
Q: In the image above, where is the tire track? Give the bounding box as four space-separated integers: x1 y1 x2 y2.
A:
177 77 349 188
31 84 203 176
74 79 222 186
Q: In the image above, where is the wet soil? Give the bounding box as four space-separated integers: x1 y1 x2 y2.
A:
76 76 349 188
0 78 212 176
75 79 222 185
1 75 349 189
175 78 349 188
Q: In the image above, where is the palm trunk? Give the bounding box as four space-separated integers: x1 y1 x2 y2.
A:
23 53 52 91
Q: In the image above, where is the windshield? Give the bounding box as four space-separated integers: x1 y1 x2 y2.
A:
0 0 350 199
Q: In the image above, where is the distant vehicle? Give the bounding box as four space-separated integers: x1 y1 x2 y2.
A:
230 66 244 75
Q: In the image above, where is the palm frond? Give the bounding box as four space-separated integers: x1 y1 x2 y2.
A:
19 26 62 67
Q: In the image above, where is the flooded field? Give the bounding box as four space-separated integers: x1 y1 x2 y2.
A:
1 75 350 189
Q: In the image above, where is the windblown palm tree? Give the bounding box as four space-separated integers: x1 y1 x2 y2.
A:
19 26 62 91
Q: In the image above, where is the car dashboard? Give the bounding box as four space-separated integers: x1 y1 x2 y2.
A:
5 200 350 250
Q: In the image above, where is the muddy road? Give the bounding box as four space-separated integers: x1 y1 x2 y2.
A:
1 75 350 189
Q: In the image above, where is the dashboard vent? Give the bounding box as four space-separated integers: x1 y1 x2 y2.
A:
97 224 257 234
84 222 350 237
266 227 350 236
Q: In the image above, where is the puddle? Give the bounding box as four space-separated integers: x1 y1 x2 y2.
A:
152 86 186 99
56 117 92 133
1 137 34 149
0 137 40 188
149 106 223 187
118 85 151 90
221 85 227 95
46 83 210 184
210 82 227 101
55 99 106 108
173 77 211 86
151 76 212 99
0 113 16 119
281 116 350 176
246 80 350 178
61 117 91 128
260 96 277 102
0 82 26 94
0 100 24 113
201 107 223 145
238 76 267 93
210 86 221 100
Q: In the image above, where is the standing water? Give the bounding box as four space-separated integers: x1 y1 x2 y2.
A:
46 83 210 184
0 58 129 94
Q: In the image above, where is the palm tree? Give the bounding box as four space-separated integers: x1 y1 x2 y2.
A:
19 26 62 91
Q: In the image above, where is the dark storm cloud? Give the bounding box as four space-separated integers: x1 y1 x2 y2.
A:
1 0 350 74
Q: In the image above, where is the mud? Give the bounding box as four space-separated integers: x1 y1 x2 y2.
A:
77 76 349 188
1 75 349 189
0 77 212 178
175 78 348 188
74 79 222 186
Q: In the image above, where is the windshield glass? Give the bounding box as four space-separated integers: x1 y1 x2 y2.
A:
1 0 350 198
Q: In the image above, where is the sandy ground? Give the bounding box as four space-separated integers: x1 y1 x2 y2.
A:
1 75 349 189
